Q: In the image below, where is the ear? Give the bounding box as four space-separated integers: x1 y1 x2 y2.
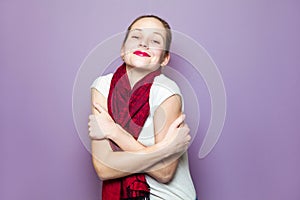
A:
161 53 170 67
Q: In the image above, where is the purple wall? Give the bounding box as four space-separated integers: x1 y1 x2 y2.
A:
1 0 300 200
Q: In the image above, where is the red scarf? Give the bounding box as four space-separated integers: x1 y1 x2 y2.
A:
102 63 161 200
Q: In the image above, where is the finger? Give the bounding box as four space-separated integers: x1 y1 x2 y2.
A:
88 129 93 137
93 103 105 114
89 131 95 139
180 123 186 129
170 114 186 129
178 124 189 131
187 135 191 142
180 124 190 131
88 117 96 126
179 121 185 128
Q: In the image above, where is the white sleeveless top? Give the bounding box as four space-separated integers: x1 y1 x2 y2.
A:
91 73 196 200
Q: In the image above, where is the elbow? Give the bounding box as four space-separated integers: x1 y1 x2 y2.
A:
98 174 110 181
148 161 179 183
92 157 112 181
95 169 110 181
158 172 174 184
152 170 175 184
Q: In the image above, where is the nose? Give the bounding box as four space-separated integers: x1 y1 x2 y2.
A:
139 39 148 49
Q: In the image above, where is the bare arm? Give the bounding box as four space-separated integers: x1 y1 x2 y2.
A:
107 94 182 183
90 88 190 181
91 89 183 183
145 94 182 183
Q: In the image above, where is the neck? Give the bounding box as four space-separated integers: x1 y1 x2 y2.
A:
125 64 160 88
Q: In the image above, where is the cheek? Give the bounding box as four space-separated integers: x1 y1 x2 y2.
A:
123 45 132 54
124 40 139 52
152 49 165 59
123 53 132 62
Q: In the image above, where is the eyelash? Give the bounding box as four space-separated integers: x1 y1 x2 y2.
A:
131 35 161 45
131 35 140 39
151 40 160 44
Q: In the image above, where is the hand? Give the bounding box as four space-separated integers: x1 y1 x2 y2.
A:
88 103 117 140
162 114 191 156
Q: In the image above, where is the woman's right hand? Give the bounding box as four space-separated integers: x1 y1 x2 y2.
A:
88 103 117 140
161 114 191 157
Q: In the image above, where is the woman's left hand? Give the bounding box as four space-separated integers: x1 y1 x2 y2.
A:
88 104 116 140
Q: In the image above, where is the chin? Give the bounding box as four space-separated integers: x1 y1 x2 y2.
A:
130 60 150 69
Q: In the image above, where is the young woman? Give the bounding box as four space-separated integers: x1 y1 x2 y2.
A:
89 15 196 200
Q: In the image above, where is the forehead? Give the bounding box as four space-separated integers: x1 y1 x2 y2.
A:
130 17 166 34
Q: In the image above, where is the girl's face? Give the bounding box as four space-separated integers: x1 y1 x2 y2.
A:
121 17 170 72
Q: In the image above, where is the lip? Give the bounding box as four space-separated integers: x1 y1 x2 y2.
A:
133 50 150 57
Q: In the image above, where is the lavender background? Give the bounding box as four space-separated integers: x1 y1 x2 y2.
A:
1 0 300 200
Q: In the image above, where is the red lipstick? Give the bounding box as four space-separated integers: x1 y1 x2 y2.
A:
133 50 150 57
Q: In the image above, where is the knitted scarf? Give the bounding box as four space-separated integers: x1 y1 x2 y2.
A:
102 63 161 200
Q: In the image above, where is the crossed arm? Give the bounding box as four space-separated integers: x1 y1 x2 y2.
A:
90 88 190 183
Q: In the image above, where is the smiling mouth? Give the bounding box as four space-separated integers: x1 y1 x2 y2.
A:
133 50 150 57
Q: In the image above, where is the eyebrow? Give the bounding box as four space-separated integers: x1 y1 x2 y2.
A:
131 28 165 39
153 31 164 39
131 28 142 31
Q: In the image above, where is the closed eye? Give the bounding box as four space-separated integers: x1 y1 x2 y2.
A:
152 40 160 44
131 35 140 39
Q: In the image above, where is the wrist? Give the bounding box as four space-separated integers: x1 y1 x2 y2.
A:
156 140 170 159
107 123 120 140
